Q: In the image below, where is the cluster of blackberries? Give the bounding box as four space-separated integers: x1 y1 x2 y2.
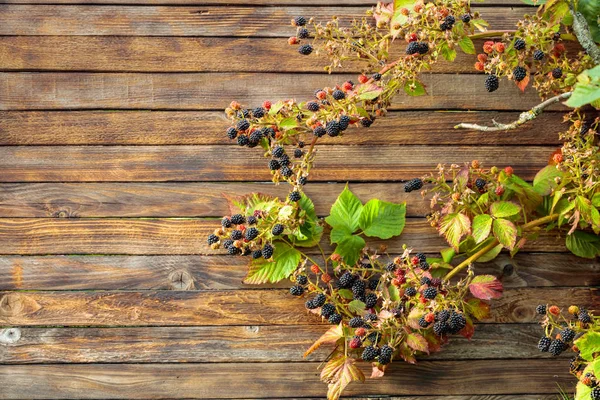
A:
361 344 393 365
404 178 423 193
432 310 467 336
269 145 298 181
406 41 429 55
440 15 455 31
304 292 343 324
290 274 309 296
227 124 275 149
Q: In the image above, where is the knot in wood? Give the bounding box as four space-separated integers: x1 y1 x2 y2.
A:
0 293 25 317
502 263 515 276
0 328 21 345
245 326 260 334
169 270 195 290
52 209 72 218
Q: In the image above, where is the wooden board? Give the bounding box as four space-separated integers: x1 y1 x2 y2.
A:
0 72 556 111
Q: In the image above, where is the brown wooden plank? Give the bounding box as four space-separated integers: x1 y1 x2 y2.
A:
0 145 558 182
0 72 556 111
0 254 597 291
0 324 570 364
0 0 526 5
0 288 596 326
0 6 527 37
0 218 570 255
0 360 574 398
0 111 564 146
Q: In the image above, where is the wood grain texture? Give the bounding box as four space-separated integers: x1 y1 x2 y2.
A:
0 288 596 326
0 254 597 291
0 6 526 37
0 360 574 398
0 145 558 182
0 324 570 364
0 0 525 4
0 72 556 111
0 111 564 146
0 218 570 255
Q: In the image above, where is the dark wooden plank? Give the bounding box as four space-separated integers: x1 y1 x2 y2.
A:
0 360 574 398
0 218 569 255
0 324 569 364
0 6 527 37
0 111 564 146
0 288 595 326
0 254 597 291
0 73 555 111
0 145 558 182
0 0 525 5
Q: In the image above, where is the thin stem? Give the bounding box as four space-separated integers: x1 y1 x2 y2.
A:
455 92 572 132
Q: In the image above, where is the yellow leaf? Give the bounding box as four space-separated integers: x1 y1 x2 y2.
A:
304 324 344 358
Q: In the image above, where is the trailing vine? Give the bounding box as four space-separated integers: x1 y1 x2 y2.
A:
207 1 600 399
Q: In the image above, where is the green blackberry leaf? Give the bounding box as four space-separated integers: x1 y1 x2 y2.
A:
358 199 406 239
244 242 301 284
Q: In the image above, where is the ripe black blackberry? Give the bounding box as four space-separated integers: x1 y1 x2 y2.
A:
513 66 527 82
338 272 355 288
404 178 423 192
536 304 547 315
268 159 281 171
378 344 393 364
305 299 317 309
230 230 243 240
549 339 567 356
361 345 379 361
262 243 274 259
385 262 396 272
321 303 336 318
553 32 561 41
294 149 304 158
365 312 378 322
462 14 471 23
280 166 293 178
222 239 234 249
247 216 257 225
296 275 308 285
290 285 304 296
332 90 345 100
485 74 499 92
221 217 232 228
349 317 364 328
313 293 326 307
279 154 291 167
533 50 545 60
249 130 263 144
433 321 449 336
313 126 326 137
366 332 379 344
226 127 237 140
231 214 245 225
406 41 420 55
207 234 219 245
552 68 563 79
236 119 250 131
338 115 350 131
475 178 487 190
306 101 320 112
579 311 592 323
328 313 342 324
298 28 309 39
228 245 239 255
415 252 427 263
271 224 284 236
326 120 341 137
436 309 450 322
368 278 379 290
419 316 430 328
272 146 285 158
242 247 252 256
418 42 429 54
448 312 466 333
361 117 374 127
245 227 259 241
252 250 262 259
264 127 276 138
538 336 551 352
294 16 307 26
252 107 265 118
298 176 308 185
423 287 438 300
405 287 417 297
237 109 250 119
421 277 432 286
365 293 378 308
592 387 600 400
561 328 575 343
514 38 526 50
420 261 430 271
237 134 249 146
352 280 366 298
298 44 313 55
372 72 382 81
445 15 455 25
289 191 301 202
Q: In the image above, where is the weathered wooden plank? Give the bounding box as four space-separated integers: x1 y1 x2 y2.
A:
0 360 574 398
0 6 527 37
0 72 555 111
0 111 564 146
0 288 595 326
0 254 597 291
0 218 569 255
0 145 558 182
0 0 526 5
0 324 569 364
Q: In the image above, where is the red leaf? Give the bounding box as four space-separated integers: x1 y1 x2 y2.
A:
468 275 503 300
516 75 529 92
466 298 491 320
406 333 429 354
459 316 475 340
370 363 387 379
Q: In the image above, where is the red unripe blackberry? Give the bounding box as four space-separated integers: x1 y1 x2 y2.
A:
332 90 345 100
262 100 271 110
361 345 379 361
358 74 369 84
321 303 336 318
349 336 362 349
306 101 320 112
423 287 438 300
298 44 313 55
298 28 309 39
407 33 418 42
404 178 423 192
549 305 560 315
513 66 527 82
328 313 342 324
538 336 551 352
316 90 326 100
271 224 284 236
485 74 499 92
342 81 354 91
289 191 301 202
290 285 304 296
552 68 562 79
288 36 298 45
207 234 219 245
262 243 274 259
349 317 364 328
